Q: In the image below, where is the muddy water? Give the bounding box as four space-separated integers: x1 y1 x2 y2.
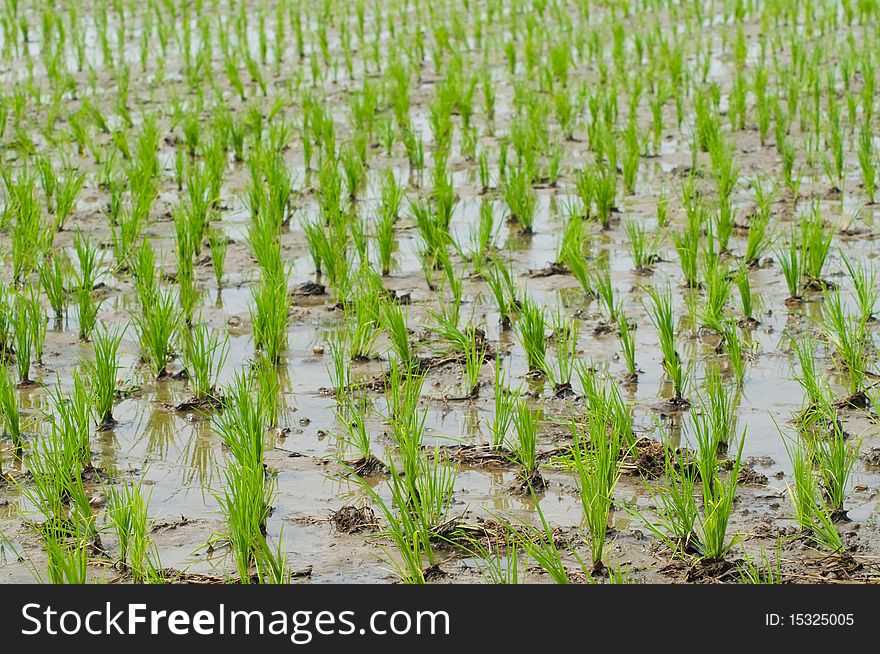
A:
2 4 880 584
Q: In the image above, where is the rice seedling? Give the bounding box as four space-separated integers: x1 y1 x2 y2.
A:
777 229 801 300
501 166 537 234
12 295 33 384
745 180 774 265
615 308 637 380
461 327 486 399
207 229 229 289
821 288 868 396
380 299 414 370
107 477 163 582
593 163 618 229
842 252 878 325
735 266 755 322
723 321 749 386
326 329 351 402
510 495 582 584
131 288 179 378
645 285 687 402
700 258 732 333
807 419 859 514
623 219 661 272
39 253 68 322
516 297 547 377
72 229 104 342
626 445 699 556
250 272 290 364
782 434 843 553
570 411 623 573
673 214 700 288
24 286 47 366
737 542 783 584
481 255 518 328
549 311 578 394
47 370 92 470
695 430 744 560
511 399 542 488
800 207 833 286
88 324 124 428
0 364 23 449
180 322 229 402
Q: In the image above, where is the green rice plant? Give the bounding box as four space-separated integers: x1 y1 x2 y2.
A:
24 286 46 366
782 434 843 552
213 372 266 471
723 321 748 386
12 294 33 383
672 211 700 288
841 252 877 325
53 168 86 232
489 358 517 450
511 399 541 485
47 370 92 469
570 413 623 572
744 197 772 266
735 266 754 321
645 285 686 401
858 122 875 203
254 355 282 429
250 272 290 364
626 445 698 556
0 364 23 449
462 528 522 584
700 259 732 332
469 200 500 271
511 495 578 584
559 234 593 298
791 338 833 411
131 288 179 378
462 327 486 398
593 162 618 229
481 256 518 328
738 542 783 584
695 433 744 560
516 297 547 377
335 397 376 465
39 522 90 584
39 253 68 321
500 166 537 234
592 265 614 317
549 311 578 393
345 280 382 360
72 229 104 341
107 478 163 582
352 462 429 584
380 299 414 369
180 322 229 401
207 229 229 288
623 219 661 271
821 288 867 395
88 324 124 427
808 419 859 513
800 208 833 285
375 209 396 276
217 461 275 583
616 308 636 378
776 229 801 299
326 329 351 402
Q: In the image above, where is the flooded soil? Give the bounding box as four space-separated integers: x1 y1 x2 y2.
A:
1 1 880 584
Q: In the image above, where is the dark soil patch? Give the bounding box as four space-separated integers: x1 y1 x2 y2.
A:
331 505 379 534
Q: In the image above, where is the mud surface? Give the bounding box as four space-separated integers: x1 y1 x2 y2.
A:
1 1 880 583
